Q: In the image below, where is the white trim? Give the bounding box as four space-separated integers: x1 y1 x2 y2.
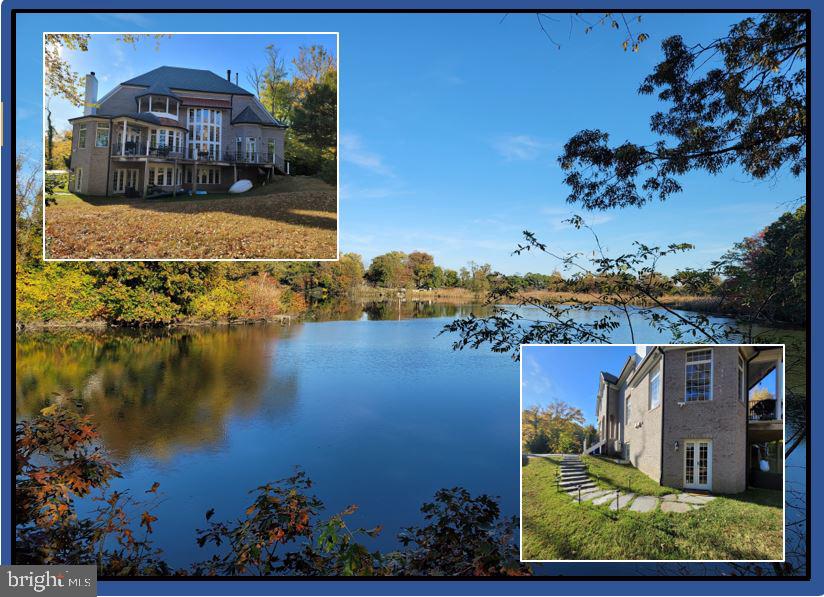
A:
683 439 713 491
648 361 662 410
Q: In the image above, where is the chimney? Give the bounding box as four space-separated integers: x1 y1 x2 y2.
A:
83 72 98 116
235 72 238 85
226 69 231 81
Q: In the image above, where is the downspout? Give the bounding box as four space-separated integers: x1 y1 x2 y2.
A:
745 350 760 489
658 347 666 485
105 117 113 197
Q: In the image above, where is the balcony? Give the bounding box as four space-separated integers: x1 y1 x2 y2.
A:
223 151 286 171
748 399 779 422
112 142 185 160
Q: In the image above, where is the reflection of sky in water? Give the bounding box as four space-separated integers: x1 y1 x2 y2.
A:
16 304 805 575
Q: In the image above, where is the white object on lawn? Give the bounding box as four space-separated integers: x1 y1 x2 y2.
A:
229 179 253 194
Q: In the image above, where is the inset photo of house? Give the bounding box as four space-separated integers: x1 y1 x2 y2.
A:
43 32 338 260
520 344 785 562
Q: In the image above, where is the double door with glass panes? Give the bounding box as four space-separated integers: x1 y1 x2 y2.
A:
683 439 712 491
112 169 139 194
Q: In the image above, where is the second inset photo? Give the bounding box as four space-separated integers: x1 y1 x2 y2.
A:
520 344 785 563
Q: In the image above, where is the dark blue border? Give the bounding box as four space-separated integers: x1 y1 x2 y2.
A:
2 1 818 595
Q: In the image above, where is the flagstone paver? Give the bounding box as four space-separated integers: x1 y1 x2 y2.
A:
608 493 636 511
551 455 714 515
660 501 692 514
629 495 659 513
591 492 617 506
678 493 716 504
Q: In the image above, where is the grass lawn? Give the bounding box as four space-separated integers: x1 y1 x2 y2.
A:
45 176 337 259
522 457 784 561
583 455 679 497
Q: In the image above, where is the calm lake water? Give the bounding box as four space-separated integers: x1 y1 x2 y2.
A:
16 301 806 574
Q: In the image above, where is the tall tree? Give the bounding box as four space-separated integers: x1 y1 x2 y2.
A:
292 45 336 99
245 64 264 98
44 34 170 106
291 81 337 149
262 44 287 116
559 13 806 210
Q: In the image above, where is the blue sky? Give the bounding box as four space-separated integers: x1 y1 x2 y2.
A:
522 345 636 426
15 12 804 273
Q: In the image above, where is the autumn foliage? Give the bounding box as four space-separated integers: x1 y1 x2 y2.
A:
16 409 530 577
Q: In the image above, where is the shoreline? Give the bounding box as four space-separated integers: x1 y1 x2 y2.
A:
15 292 802 332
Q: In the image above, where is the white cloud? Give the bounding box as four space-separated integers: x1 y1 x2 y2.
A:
492 134 555 161
340 183 405 201
341 132 392 176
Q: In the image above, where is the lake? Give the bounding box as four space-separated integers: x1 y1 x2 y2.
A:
15 301 806 575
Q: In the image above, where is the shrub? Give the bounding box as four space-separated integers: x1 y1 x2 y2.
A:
190 282 245 321
98 281 180 326
16 264 104 323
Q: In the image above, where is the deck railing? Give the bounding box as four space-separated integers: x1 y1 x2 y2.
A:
112 143 184 159
748 398 779 421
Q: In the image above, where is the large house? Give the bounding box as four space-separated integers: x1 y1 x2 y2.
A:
68 66 287 197
586 345 784 494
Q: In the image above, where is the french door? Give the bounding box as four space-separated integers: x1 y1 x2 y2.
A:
112 169 139 193
683 439 712 491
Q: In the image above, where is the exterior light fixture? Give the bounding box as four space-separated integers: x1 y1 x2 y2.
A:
674 441 679 452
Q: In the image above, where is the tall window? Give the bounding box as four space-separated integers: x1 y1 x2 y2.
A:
267 138 275 161
196 167 221 185
95 123 109 147
685 349 713 401
78 124 87 149
150 166 178 186
649 366 662 409
150 129 182 153
187 108 222 160
625 395 631 425
245 137 257 162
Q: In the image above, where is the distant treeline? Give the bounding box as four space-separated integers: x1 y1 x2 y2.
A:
16 150 805 327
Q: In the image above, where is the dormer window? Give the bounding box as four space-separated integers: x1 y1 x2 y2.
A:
136 83 181 119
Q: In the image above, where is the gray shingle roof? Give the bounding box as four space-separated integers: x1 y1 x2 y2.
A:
123 66 252 96
601 371 619 384
231 105 287 128
68 112 188 130
135 81 181 101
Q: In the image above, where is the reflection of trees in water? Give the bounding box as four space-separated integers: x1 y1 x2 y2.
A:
305 299 495 322
16 326 300 461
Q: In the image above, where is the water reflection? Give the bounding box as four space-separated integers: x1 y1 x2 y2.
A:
14 300 806 574
307 299 495 322
16 326 298 460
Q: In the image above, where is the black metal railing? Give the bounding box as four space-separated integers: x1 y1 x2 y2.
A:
748 398 779 421
112 142 147 157
112 143 185 159
222 151 286 171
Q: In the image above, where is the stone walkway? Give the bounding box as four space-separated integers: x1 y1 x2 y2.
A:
555 454 716 514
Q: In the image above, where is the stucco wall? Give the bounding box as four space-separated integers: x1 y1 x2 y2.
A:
661 347 747 493
623 355 663 483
